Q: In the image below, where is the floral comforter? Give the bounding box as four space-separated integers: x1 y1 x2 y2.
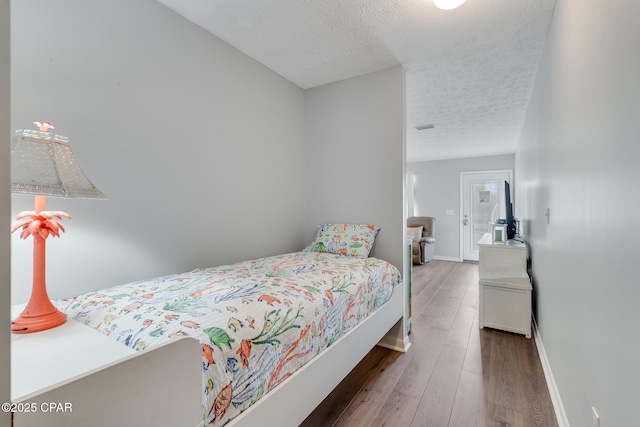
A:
57 251 401 426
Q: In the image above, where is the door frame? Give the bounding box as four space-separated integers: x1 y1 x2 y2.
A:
459 169 513 261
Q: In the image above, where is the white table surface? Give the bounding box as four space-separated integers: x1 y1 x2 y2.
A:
11 304 136 401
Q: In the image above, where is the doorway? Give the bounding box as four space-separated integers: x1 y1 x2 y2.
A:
460 170 513 261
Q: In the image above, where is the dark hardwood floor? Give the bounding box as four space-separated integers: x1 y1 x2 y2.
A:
301 260 558 427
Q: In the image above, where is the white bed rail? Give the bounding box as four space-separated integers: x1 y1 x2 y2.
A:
229 280 407 426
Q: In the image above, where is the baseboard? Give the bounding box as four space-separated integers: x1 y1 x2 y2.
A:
377 334 411 353
432 255 461 262
532 317 569 427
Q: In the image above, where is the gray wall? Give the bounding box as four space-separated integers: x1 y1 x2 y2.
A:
11 0 307 303
1 0 10 423
305 66 406 270
408 154 515 260
516 0 640 425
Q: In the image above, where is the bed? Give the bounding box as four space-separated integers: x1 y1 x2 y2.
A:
46 224 407 426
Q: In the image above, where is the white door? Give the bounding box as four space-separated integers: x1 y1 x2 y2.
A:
461 170 513 261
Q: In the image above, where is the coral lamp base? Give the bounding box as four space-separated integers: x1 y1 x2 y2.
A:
11 196 68 334
11 304 67 334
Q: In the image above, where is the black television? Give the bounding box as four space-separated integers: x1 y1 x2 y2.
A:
504 180 516 240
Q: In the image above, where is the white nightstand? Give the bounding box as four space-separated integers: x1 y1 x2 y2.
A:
11 304 136 401
10 305 203 427
477 233 532 338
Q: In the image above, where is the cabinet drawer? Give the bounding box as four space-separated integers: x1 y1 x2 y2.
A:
479 283 531 338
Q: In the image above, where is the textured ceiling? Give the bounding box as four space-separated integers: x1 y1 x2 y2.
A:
156 0 555 162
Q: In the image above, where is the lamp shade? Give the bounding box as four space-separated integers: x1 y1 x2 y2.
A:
11 128 106 199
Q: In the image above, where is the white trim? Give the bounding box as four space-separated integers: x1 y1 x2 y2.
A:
532 317 569 427
433 255 462 262
378 332 411 352
407 171 416 218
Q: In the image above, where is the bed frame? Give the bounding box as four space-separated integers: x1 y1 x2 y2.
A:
14 337 203 427
230 280 408 426
13 281 408 427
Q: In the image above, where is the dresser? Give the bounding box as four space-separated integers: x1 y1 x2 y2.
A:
477 233 531 338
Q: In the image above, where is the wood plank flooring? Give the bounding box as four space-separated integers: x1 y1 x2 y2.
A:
301 260 558 427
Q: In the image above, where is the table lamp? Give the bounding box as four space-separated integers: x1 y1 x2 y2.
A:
10 121 106 333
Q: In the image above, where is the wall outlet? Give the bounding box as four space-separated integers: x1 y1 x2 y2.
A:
592 407 600 427
446 209 454 215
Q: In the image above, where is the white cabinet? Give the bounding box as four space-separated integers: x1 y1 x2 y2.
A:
478 233 532 338
11 305 136 402
11 305 202 427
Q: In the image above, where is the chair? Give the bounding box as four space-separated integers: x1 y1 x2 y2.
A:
407 217 436 264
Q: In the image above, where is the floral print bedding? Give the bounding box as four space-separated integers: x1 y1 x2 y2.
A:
57 251 401 426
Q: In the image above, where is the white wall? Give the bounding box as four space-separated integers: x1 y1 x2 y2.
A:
1 0 11 423
11 0 307 303
516 0 640 425
408 154 515 260
304 66 406 270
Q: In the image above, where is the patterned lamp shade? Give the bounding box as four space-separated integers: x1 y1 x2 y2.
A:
11 126 106 199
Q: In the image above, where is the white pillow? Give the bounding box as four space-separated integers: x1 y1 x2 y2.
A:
407 226 423 240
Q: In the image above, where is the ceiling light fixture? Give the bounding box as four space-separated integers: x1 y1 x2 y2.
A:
433 0 466 10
